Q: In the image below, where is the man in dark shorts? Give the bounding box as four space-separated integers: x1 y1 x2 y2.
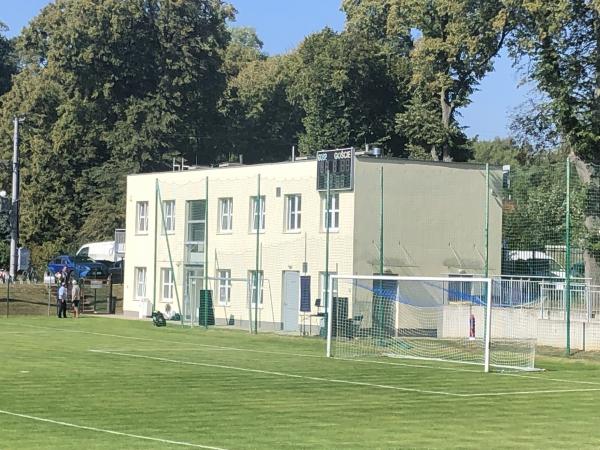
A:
71 279 81 318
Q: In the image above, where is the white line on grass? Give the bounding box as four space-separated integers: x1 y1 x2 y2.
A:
89 349 465 397
461 387 600 397
0 409 227 449
5 321 600 388
90 349 600 398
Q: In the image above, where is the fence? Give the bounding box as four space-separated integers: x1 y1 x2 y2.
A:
499 158 600 353
0 278 119 317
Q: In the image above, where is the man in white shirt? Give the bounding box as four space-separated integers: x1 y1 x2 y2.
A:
57 282 67 318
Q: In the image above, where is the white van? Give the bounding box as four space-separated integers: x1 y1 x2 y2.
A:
76 241 120 262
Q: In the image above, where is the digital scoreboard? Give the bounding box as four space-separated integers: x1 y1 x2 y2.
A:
316 147 354 191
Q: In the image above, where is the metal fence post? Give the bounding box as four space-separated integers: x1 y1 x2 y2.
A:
565 158 572 356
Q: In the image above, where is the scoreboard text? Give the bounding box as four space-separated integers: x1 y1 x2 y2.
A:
316 147 354 191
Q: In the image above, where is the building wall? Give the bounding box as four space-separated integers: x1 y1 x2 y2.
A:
123 160 356 329
352 158 503 278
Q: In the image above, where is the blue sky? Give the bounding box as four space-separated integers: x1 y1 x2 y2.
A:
2 0 527 140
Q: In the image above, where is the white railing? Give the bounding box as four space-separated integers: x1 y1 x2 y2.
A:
491 276 600 321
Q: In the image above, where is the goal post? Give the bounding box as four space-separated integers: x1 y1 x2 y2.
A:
326 275 536 372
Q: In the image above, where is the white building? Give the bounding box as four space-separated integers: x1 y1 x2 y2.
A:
123 152 502 332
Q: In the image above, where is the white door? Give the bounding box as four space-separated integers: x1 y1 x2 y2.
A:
282 271 300 332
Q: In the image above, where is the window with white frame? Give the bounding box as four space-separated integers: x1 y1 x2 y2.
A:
217 269 231 305
319 271 338 306
250 196 265 232
134 267 147 299
218 198 233 232
161 268 174 301
162 200 176 233
185 200 206 264
136 201 149 233
322 193 340 230
248 270 264 306
285 194 301 231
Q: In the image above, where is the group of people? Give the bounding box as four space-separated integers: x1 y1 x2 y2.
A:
56 267 82 319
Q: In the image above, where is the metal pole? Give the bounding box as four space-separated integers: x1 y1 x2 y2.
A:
379 166 384 275
484 164 490 278
324 169 331 337
254 174 261 334
10 117 20 279
565 158 572 356
5 278 9 318
204 177 209 329
152 179 159 312
484 278 493 373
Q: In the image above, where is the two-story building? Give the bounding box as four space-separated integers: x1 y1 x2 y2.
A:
122 152 503 332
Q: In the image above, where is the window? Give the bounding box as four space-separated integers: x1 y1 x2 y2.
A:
248 270 264 306
322 193 340 230
136 201 149 233
185 200 206 263
161 268 174 301
217 269 231 305
162 200 175 233
218 198 233 232
319 271 338 305
285 194 302 231
250 196 265 232
135 267 147 299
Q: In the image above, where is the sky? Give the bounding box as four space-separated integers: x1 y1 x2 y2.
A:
1 0 528 140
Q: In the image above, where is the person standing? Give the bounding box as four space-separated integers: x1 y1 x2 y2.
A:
57 282 67 318
71 279 81 318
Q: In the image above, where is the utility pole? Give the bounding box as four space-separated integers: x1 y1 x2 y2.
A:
10 117 21 279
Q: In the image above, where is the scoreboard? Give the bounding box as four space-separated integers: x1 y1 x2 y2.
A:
316 147 354 191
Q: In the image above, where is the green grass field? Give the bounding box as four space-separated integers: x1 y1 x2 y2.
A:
1 316 600 449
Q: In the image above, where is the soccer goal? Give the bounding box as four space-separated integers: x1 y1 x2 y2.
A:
326 275 537 372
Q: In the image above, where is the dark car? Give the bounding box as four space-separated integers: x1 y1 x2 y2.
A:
108 259 124 284
48 255 108 279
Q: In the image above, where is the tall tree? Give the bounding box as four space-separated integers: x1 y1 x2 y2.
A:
288 27 410 155
0 0 232 265
508 0 600 281
0 22 16 96
343 0 516 161
221 53 303 163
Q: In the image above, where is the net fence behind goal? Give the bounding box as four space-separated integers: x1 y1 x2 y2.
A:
327 276 536 372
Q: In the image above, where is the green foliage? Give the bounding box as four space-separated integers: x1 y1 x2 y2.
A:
0 22 16 96
0 0 232 248
221 54 303 163
509 1 600 161
288 28 410 155
470 137 526 166
344 0 514 161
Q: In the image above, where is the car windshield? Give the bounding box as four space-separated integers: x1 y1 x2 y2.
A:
72 256 95 263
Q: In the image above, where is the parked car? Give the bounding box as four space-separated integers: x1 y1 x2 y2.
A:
108 259 124 284
47 255 108 280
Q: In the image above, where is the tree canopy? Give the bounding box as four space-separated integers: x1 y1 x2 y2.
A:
0 0 599 270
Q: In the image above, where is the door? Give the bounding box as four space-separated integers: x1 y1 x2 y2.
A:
184 268 203 324
282 271 300 332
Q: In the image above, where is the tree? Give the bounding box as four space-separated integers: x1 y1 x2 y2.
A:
221 54 303 163
0 0 232 267
344 0 516 161
470 137 526 166
0 22 16 96
509 0 600 281
287 28 410 155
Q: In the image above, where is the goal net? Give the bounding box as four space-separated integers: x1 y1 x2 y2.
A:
326 275 537 372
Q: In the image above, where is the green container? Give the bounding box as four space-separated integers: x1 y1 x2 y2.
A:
198 290 215 327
